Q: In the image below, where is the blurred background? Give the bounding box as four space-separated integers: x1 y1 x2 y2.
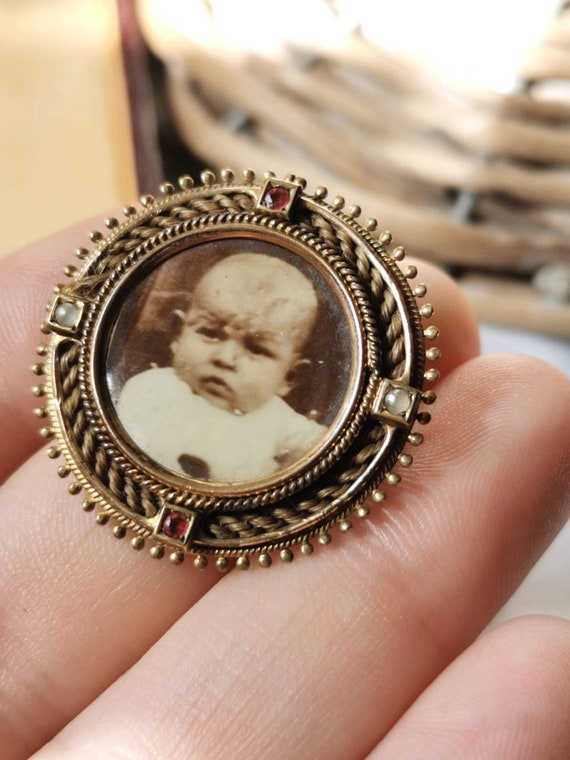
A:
1 0 568 621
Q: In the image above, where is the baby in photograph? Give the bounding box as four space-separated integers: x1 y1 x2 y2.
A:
117 252 327 482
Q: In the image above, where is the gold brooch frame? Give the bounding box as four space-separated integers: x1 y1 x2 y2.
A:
35 169 440 571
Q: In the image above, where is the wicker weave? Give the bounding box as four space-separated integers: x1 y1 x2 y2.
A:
137 4 570 273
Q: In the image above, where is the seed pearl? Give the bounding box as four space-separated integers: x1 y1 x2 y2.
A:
54 302 80 328
384 388 410 416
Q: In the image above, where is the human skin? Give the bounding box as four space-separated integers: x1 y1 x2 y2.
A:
0 219 568 759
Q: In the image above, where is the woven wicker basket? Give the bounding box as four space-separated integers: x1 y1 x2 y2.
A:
136 0 570 335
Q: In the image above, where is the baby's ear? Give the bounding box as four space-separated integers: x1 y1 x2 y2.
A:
173 308 186 327
277 358 312 397
170 309 186 351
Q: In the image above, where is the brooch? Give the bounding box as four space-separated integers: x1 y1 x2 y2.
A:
35 170 439 570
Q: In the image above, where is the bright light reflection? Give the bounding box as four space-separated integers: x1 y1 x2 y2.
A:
333 0 562 92
140 0 562 92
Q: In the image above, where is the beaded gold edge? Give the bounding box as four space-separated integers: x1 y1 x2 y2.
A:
33 169 440 571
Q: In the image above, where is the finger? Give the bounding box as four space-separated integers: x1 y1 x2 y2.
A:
0 258 478 758
372 616 570 759
0 228 475 483
0 451 220 759
32 355 570 760
0 217 107 483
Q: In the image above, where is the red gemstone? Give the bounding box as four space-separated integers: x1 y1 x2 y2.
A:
262 185 291 211
162 511 190 540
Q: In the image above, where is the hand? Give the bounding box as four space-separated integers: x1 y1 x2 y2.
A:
1 220 569 759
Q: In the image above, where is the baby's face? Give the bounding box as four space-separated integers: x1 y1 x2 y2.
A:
171 256 314 414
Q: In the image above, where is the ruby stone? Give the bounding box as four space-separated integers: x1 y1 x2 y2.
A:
262 185 291 211
162 511 190 540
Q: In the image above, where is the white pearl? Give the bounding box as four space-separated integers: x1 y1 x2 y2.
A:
384 387 410 416
54 302 80 328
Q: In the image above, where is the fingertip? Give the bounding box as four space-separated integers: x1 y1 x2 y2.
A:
375 615 570 759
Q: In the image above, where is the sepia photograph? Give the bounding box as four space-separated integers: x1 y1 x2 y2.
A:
105 237 354 485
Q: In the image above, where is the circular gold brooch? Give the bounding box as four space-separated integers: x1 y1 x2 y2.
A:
35 170 439 570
